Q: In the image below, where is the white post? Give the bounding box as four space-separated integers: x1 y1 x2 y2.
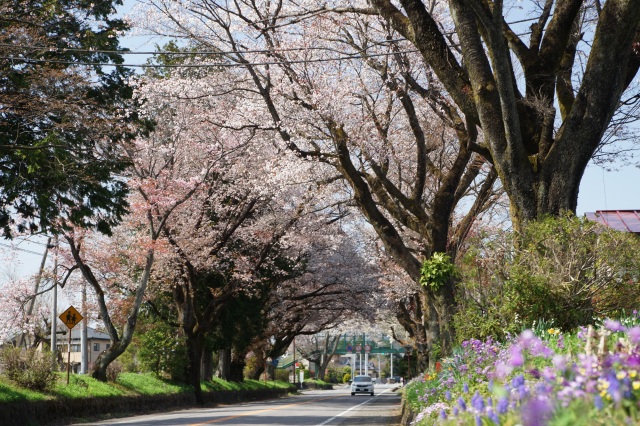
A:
390 346 394 380
80 282 88 374
351 353 355 380
364 353 368 376
50 270 57 365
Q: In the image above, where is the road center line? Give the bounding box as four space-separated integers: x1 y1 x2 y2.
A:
315 388 392 426
190 394 341 425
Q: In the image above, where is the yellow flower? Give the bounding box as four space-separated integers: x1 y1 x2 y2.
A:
617 371 627 380
633 381 640 391
630 371 637 379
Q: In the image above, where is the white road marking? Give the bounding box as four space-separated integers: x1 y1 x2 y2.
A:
315 388 392 426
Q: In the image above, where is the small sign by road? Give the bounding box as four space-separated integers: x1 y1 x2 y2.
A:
59 306 83 330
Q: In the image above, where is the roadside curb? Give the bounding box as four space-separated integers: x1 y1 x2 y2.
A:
0 387 296 426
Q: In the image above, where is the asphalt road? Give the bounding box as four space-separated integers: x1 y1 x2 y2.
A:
72 384 403 426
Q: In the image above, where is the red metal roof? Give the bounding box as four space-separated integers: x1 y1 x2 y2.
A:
584 210 640 234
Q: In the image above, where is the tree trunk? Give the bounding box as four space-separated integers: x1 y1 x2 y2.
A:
247 364 264 380
245 349 265 380
229 350 246 382
91 342 126 381
184 332 204 404
201 347 214 381
217 348 231 380
422 281 456 370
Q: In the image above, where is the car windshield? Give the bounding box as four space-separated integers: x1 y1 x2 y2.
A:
354 376 372 383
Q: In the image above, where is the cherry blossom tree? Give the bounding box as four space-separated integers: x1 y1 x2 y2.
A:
0 272 51 347
130 0 501 367
295 334 343 382
245 221 382 381
56 65 228 381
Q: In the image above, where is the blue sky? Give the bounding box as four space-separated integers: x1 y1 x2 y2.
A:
577 165 639 215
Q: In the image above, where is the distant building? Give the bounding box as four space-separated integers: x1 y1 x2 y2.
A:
584 210 640 234
45 327 111 373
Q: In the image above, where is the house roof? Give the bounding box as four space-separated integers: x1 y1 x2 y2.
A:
584 210 640 234
49 326 111 341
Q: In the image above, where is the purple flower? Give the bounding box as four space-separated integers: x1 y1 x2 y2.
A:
509 345 524 367
521 397 553 426
552 355 567 371
542 367 556 382
492 361 513 380
440 409 447 420
472 391 485 411
464 382 470 393
476 415 483 426
528 368 541 379
605 319 626 333
488 410 500 424
458 396 467 411
453 407 459 416
628 326 640 344
497 397 509 414
520 329 536 345
594 394 604 410
445 390 451 401
627 354 640 369
512 374 525 388
606 373 623 404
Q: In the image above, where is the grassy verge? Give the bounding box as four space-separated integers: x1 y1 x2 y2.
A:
0 377 48 403
304 379 333 386
0 372 294 401
0 372 296 426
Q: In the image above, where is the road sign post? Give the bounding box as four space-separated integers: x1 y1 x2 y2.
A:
59 306 83 385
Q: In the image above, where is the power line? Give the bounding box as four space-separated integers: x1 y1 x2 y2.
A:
0 242 45 256
0 15 543 58
0 39 407 56
0 48 423 68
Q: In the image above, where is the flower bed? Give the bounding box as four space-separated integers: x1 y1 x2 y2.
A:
406 317 640 425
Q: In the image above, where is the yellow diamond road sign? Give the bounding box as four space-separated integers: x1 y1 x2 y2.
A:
59 306 83 330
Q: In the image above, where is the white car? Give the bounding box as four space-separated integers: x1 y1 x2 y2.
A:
351 375 374 396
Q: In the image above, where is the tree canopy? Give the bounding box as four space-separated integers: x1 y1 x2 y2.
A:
0 0 134 236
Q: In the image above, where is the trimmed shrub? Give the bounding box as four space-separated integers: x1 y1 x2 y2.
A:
0 346 56 391
454 214 640 342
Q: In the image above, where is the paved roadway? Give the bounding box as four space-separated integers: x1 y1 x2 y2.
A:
72 383 403 426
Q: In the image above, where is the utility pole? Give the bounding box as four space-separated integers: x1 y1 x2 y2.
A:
19 236 52 348
292 338 296 385
81 281 88 374
50 236 58 366
390 340 394 379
